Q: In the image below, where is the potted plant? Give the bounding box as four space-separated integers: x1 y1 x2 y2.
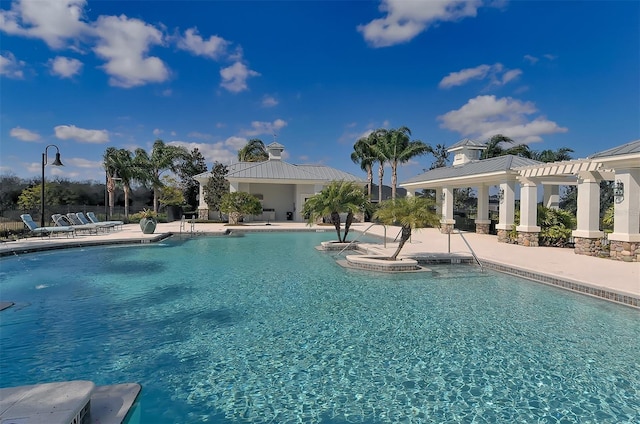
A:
139 208 157 234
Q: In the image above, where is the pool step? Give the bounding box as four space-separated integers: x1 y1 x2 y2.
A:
0 381 141 424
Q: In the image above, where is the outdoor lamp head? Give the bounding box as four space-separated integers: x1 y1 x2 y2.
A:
52 152 64 167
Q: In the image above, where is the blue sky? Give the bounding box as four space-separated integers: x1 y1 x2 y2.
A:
1 0 638 185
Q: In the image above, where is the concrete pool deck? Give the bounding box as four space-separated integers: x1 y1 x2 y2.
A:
0 220 638 308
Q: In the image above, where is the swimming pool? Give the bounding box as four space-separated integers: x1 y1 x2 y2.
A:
1 232 638 423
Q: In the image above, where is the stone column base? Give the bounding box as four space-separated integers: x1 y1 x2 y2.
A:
517 231 539 247
197 209 209 220
573 237 604 257
440 223 454 234
497 229 512 243
475 223 490 234
609 240 639 262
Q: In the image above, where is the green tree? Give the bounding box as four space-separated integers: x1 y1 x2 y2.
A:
537 205 577 247
429 143 450 170
531 147 574 163
481 134 531 159
134 140 189 212
351 137 376 200
104 147 135 218
373 126 431 199
302 180 369 242
177 148 208 211
158 176 185 208
203 162 229 220
237 139 269 162
220 192 263 224
373 196 440 260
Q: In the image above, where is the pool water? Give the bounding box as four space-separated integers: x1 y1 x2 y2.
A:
0 232 638 423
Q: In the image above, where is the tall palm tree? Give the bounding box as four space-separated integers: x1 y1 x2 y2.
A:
364 128 388 203
532 147 574 163
302 180 369 242
112 149 135 218
429 143 450 170
373 126 432 199
351 136 376 200
373 196 440 260
237 139 269 162
134 140 189 212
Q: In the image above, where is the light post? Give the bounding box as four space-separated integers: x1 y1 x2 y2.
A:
41 144 64 227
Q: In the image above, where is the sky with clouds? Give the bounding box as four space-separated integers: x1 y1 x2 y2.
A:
1 0 638 184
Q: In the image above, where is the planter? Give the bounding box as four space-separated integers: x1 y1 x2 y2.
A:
140 217 157 234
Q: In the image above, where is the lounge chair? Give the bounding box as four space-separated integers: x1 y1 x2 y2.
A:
76 212 118 231
51 214 99 235
20 214 75 238
86 212 123 229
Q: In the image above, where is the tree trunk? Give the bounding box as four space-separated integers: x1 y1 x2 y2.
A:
391 160 398 199
344 211 353 241
366 165 373 200
330 211 342 242
390 226 411 260
124 185 131 218
107 176 115 218
378 163 384 203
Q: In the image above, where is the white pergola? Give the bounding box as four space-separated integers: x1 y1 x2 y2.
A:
400 139 640 261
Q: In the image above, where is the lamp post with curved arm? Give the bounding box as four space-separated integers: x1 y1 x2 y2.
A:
41 144 64 227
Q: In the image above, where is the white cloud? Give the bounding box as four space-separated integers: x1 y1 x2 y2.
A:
187 131 212 140
439 63 521 89
176 27 228 59
54 124 109 143
0 51 25 78
0 0 90 49
65 157 101 169
49 56 83 78
153 128 163 136
168 139 238 165
10 126 40 141
523 54 538 64
437 95 568 143
220 61 259 93
262 95 278 107
358 0 484 47
241 119 287 137
93 14 169 88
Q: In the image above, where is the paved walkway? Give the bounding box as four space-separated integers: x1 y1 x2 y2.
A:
1 221 638 307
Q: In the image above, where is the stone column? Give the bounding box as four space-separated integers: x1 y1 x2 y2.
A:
475 184 491 234
440 186 455 234
496 180 516 243
608 168 640 262
543 185 560 209
572 171 604 256
196 180 209 220
516 178 541 247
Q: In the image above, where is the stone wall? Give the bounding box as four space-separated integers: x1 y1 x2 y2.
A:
516 231 539 247
609 240 639 262
198 208 209 220
440 223 454 234
573 237 604 257
497 229 511 243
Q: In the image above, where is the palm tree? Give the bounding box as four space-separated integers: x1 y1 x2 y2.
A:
103 147 119 218
134 140 189 212
373 126 432 199
429 143 450 170
351 136 376 200
373 196 440 260
111 148 135 218
481 134 531 159
302 180 369 242
237 139 269 162
532 147 574 163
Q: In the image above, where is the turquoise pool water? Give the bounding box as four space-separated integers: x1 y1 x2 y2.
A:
0 232 638 423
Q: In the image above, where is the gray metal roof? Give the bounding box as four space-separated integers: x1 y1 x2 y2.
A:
401 155 542 184
448 138 486 150
589 139 640 158
194 160 363 183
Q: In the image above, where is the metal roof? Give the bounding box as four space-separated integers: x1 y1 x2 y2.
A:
401 155 542 185
194 160 363 183
447 138 486 151
589 139 640 158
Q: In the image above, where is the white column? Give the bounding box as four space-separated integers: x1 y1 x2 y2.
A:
517 178 541 232
476 184 489 222
495 180 516 231
609 168 640 242
572 171 603 239
543 185 560 209
441 186 454 222
197 180 206 208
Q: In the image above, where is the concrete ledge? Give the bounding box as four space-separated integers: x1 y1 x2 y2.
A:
0 301 14 311
345 255 422 272
320 240 359 251
91 383 141 424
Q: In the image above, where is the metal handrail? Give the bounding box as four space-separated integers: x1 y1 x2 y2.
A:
334 223 387 257
455 229 483 270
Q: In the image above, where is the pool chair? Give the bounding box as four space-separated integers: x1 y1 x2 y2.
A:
76 212 118 231
86 211 123 229
20 214 75 238
51 214 99 235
